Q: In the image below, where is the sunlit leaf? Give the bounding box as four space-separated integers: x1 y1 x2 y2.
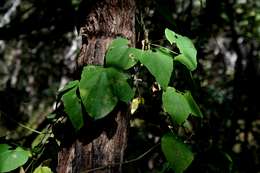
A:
62 86 84 131
138 50 173 89
0 144 30 173
174 36 197 71
161 133 194 173
33 165 52 173
165 28 176 44
165 28 197 71
130 97 144 114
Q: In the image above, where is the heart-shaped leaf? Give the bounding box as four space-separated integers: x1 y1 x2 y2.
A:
138 50 173 89
79 66 134 120
79 66 118 120
0 144 30 173
162 87 202 124
162 87 191 124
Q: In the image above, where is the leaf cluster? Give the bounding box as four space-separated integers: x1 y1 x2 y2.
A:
56 28 203 173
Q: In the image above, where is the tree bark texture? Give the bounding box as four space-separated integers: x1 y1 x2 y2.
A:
57 0 135 173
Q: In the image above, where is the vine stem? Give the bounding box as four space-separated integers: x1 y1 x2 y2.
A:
150 43 178 55
0 110 44 135
83 142 160 173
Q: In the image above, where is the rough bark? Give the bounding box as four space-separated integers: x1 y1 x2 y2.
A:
77 0 135 68
57 0 135 173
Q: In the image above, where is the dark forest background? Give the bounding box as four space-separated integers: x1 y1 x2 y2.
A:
0 0 260 172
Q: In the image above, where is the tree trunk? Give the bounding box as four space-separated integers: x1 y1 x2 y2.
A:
57 0 135 173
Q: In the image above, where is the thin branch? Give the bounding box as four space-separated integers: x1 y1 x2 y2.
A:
150 43 178 55
83 142 160 173
0 110 46 135
0 0 21 27
123 142 160 165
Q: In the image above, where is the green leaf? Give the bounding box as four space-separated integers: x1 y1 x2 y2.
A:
174 36 197 71
79 66 134 119
58 80 79 94
161 133 194 173
162 87 202 124
33 165 52 173
184 91 203 118
31 129 52 148
0 144 9 154
162 87 191 124
56 80 79 107
62 86 84 131
106 68 134 102
0 144 30 172
105 38 139 70
138 50 173 89
174 54 196 71
164 28 197 71
165 28 176 44
79 66 117 120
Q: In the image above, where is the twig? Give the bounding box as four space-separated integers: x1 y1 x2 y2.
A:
83 142 160 173
150 43 178 55
0 110 45 135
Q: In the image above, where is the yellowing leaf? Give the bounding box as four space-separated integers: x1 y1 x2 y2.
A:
130 97 144 114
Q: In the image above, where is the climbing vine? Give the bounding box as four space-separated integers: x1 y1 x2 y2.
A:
59 28 202 173
0 28 203 173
